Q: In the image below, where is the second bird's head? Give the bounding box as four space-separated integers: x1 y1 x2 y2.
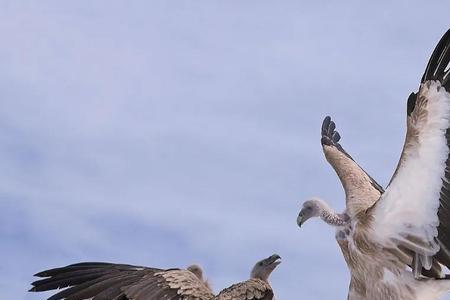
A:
250 254 282 282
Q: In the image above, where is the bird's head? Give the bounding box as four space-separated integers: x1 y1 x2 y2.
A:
187 264 204 280
250 254 281 282
297 197 325 227
187 264 212 290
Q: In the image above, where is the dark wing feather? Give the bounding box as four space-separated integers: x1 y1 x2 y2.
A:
215 279 273 300
33 262 139 277
30 262 214 300
422 28 450 90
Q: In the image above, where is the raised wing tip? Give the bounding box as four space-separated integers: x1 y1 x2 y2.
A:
321 116 341 145
422 28 450 88
33 267 62 277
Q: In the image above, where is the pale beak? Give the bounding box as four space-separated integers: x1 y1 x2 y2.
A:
268 254 282 267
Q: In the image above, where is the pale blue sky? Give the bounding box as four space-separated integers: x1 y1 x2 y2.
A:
1 1 450 299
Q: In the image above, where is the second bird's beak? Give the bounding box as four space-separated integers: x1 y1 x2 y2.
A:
268 254 282 266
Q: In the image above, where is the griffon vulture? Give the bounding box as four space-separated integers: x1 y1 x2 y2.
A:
29 254 281 300
297 28 450 300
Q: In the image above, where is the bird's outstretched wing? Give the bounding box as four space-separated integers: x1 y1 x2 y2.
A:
214 279 273 300
367 28 450 278
321 116 384 217
30 262 214 300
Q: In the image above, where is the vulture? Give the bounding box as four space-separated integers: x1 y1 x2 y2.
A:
297 28 450 300
29 254 281 300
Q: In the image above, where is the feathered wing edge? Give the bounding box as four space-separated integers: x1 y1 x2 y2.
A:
366 28 450 279
29 262 214 300
423 29 450 272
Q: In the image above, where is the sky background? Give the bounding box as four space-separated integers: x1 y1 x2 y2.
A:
1 1 450 299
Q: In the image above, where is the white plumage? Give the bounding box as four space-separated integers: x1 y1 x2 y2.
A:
372 81 450 262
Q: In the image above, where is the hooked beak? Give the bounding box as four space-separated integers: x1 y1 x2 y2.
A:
266 254 282 267
297 211 304 228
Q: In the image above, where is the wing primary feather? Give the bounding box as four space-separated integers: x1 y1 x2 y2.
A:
322 116 331 136
422 28 450 89
328 120 336 137
332 131 341 143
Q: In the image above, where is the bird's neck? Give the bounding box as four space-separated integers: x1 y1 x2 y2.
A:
318 203 349 227
250 271 269 283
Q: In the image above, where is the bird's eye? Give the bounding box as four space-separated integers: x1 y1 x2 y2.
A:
259 262 263 266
